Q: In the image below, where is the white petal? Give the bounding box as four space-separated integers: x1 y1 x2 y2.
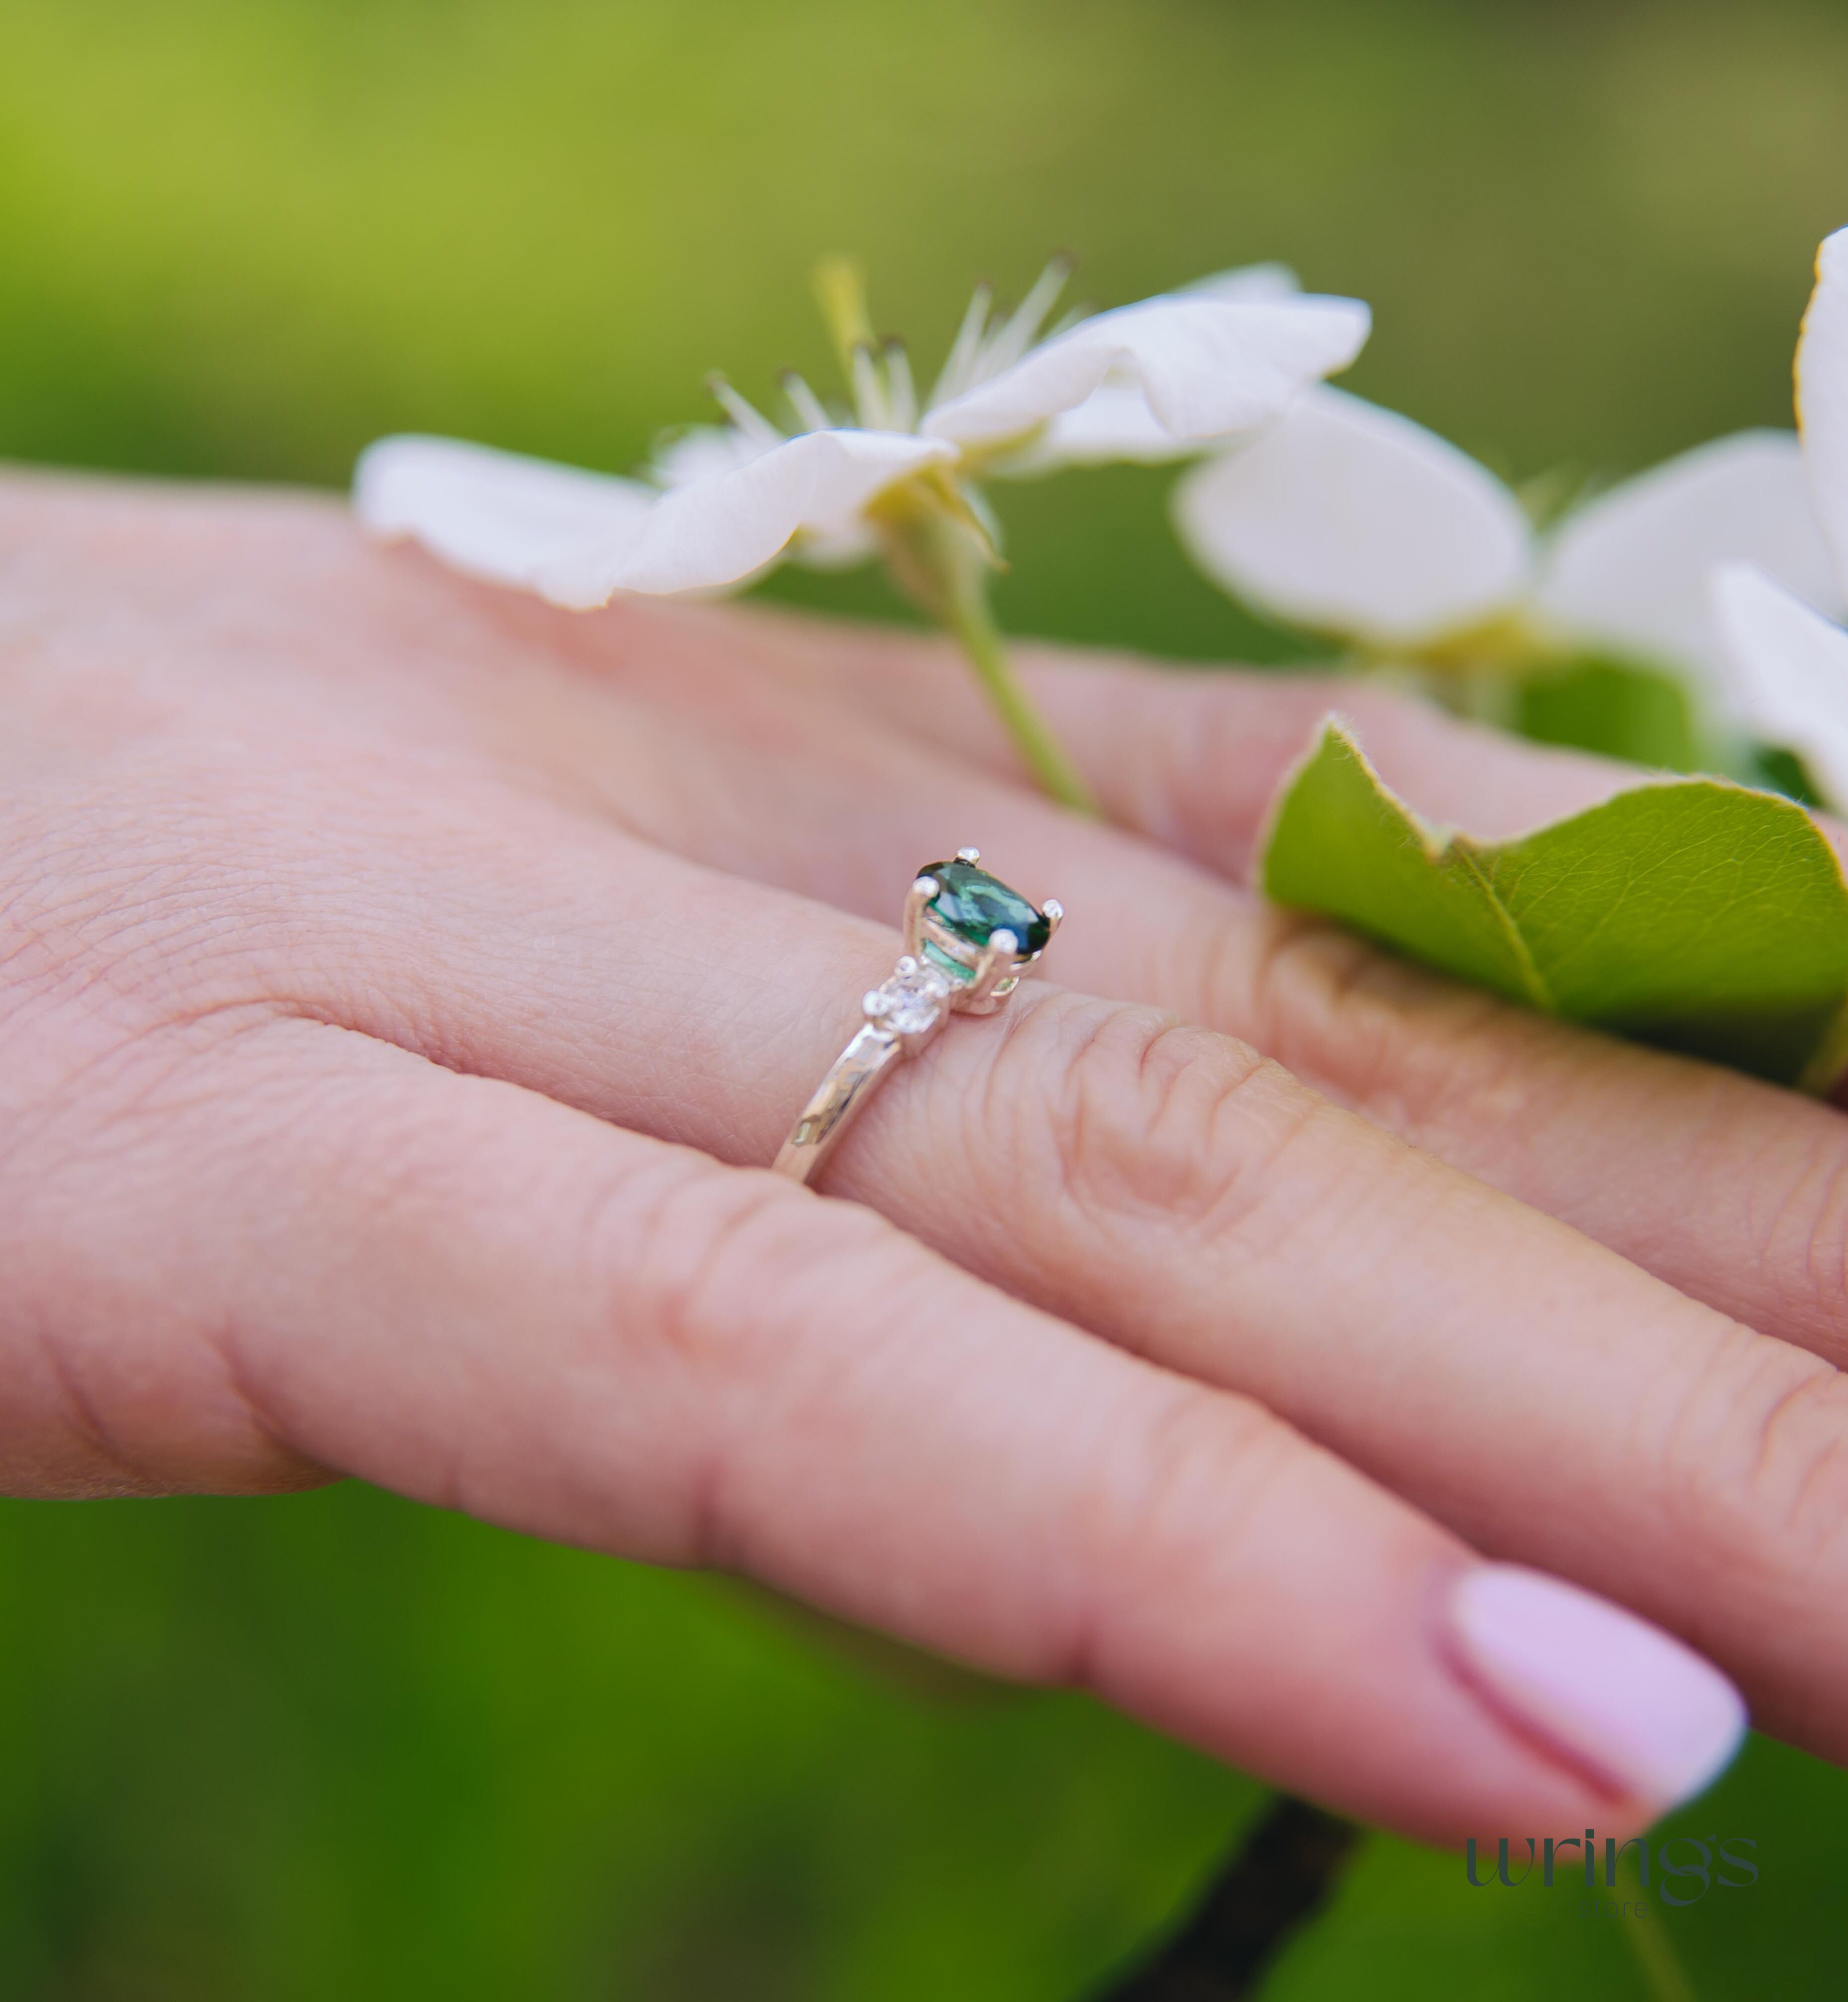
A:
659 427 881 572
1535 430 1843 694
1017 267 1313 469
649 423 777 490
787 519 883 571
535 428 953 606
923 292 1370 453
651 423 884 565
1713 562 1848 809
1026 379 1209 468
1798 227 1848 592
354 434 655 591
1171 387 1532 647
1177 263 1302 304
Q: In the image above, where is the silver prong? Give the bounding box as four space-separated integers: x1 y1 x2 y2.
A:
1041 898 1064 938
964 928 1018 1007
903 876 938 958
863 989 889 1017
955 846 981 864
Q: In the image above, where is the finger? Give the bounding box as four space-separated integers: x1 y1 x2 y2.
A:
0 1005 1730 1842
120 764 1837 1774
16 493 1817 1768
507 592 1848 1376
22 484 1847 1376
599 595 1663 869
155 515 1846 1394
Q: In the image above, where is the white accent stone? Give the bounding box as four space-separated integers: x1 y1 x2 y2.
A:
868 964 951 1035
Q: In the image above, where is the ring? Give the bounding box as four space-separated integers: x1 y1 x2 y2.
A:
772 848 1063 1185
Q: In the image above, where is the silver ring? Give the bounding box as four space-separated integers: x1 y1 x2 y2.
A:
772 848 1063 1186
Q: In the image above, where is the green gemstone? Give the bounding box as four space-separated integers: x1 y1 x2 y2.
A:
921 940 976 982
921 860 1051 958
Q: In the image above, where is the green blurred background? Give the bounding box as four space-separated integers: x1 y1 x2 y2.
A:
2 0 1847 1994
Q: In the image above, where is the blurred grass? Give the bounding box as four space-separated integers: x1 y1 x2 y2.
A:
0 1491 1258 2000
2 0 1848 1994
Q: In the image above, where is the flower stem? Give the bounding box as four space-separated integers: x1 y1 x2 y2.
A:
874 489 1098 816
938 560 1099 817
1617 1892 1698 2002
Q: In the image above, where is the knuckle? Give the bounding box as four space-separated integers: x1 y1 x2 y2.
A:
581 1149 921 1564
1760 1141 1848 1363
1740 1365 1848 1570
1664 1330 1848 1588
1224 902 1384 1062
990 992 1319 1245
589 1152 840 1380
1224 898 1531 1142
1066 1382 1294 1684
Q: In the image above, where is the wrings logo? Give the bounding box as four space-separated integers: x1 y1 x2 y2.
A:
1466 1830 1757 1908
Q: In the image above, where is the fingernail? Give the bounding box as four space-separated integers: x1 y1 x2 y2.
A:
1446 1565 1746 1808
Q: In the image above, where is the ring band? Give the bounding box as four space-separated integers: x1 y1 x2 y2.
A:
772 848 1063 1186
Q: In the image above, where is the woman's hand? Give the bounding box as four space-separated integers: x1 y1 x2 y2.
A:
11 468 1835 1846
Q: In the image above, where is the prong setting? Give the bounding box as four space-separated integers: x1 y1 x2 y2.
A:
908 857 1058 1011
903 876 939 959
965 928 1019 1008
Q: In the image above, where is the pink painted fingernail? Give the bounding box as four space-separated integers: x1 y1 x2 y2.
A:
1446 1566 1746 1808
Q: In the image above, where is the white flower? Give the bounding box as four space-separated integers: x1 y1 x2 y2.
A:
1713 227 1848 807
1173 370 1842 698
354 261 1369 611
998 263 1309 469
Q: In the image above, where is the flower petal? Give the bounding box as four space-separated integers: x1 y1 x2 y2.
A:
1015 265 1313 470
1171 387 1532 647
353 435 655 591
1535 430 1844 694
649 422 777 490
1798 226 1848 592
786 520 883 571
923 292 1370 453
1713 562 1848 809
1178 263 1303 304
1024 379 1208 468
535 428 954 606
647 423 878 564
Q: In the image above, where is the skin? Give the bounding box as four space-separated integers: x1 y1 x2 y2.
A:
4 467 1847 1847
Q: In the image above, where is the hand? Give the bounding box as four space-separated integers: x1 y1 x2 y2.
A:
7 469 1833 1849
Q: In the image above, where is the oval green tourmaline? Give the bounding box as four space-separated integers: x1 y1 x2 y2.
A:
922 860 1051 956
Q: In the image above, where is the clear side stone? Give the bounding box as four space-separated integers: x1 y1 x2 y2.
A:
868 963 951 1034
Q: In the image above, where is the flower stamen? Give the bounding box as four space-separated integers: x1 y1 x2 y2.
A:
704 373 783 447
779 370 835 435
973 256 1073 384
883 339 918 433
927 282 994 411
849 343 890 430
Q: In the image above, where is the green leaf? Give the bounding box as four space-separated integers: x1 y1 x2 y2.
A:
1751 743 1827 808
1259 721 1848 1089
1513 655 1699 772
